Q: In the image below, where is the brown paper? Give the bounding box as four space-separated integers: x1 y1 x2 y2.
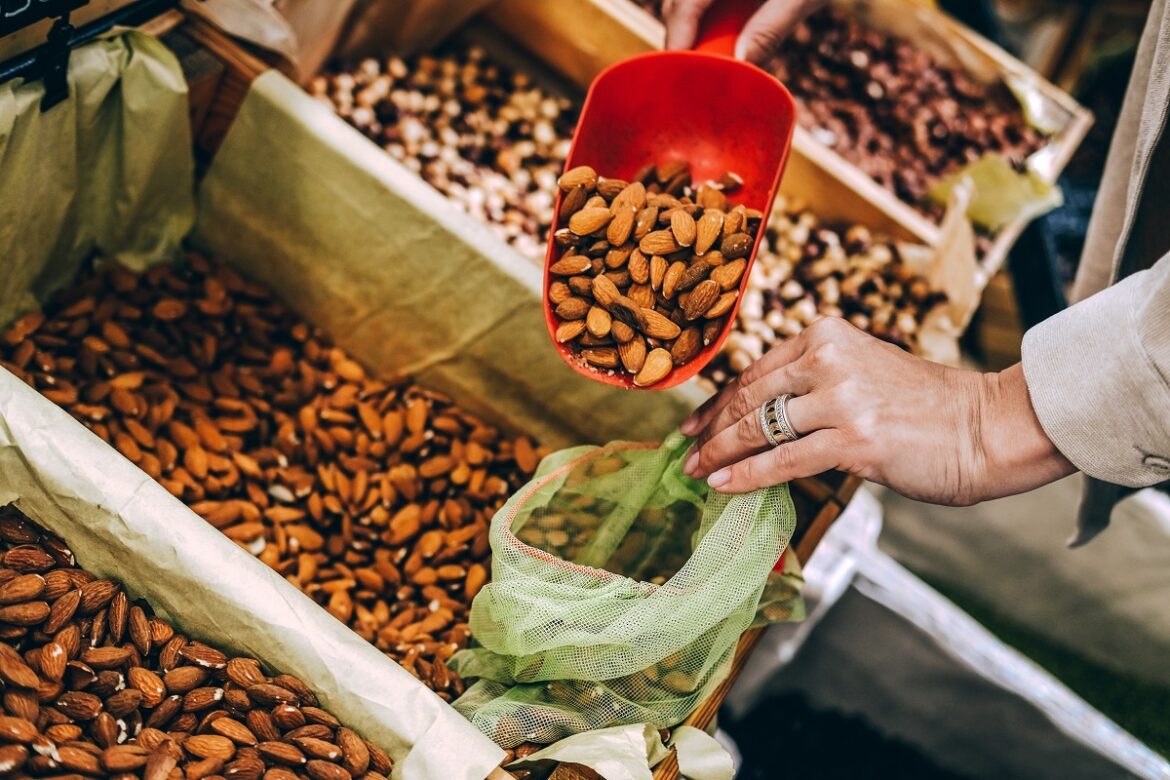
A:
192 71 704 450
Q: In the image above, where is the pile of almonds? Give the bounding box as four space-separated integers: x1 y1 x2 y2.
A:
549 162 760 387
703 199 946 386
0 507 392 779
311 46 578 261
0 254 545 703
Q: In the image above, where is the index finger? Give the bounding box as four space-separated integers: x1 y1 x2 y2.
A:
662 0 718 50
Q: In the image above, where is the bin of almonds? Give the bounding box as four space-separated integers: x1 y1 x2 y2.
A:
0 506 394 780
0 254 546 708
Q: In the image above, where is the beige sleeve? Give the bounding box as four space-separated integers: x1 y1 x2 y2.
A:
1022 252 1170 487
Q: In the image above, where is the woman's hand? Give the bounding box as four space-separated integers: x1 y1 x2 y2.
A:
662 0 825 64
681 317 1075 505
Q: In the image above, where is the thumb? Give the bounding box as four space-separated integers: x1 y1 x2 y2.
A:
735 0 819 64
662 0 718 50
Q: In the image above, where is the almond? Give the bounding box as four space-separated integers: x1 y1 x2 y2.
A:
58 744 102 774
558 184 589 219
683 280 721 321
127 666 167 707
78 579 118 614
582 348 619 370
246 684 298 708
56 691 102 720
634 349 673 387
670 210 697 247
557 165 597 191
549 255 592 276
627 250 650 284
80 646 131 669
0 601 48 626
337 728 369 776
39 642 66 682
2 546 53 572
306 759 352 780
0 716 36 743
210 717 258 746
0 574 44 605
610 320 636 344
184 734 236 761
290 737 341 762
662 261 687 299
633 206 659 240
606 206 636 246
554 297 590 321
637 309 682 340
258 742 305 766
44 588 80 633
0 650 38 689
676 260 711 293
554 320 586 344
164 665 208 693
704 290 739 319
585 307 612 339
590 275 621 309
179 642 227 670
612 181 646 210
182 686 225 712
102 744 150 772
671 327 703 365
710 258 747 290
568 207 612 236
695 210 724 255
105 688 144 718
638 229 680 255
721 232 753 259
618 337 647 374
596 177 628 200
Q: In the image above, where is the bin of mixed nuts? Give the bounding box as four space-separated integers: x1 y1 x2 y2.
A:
627 0 1045 225
0 255 546 705
311 45 578 262
703 197 947 388
0 507 394 780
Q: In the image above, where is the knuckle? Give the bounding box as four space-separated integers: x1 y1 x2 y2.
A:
736 414 760 446
728 390 755 422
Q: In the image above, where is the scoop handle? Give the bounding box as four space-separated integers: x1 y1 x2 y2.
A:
693 0 760 56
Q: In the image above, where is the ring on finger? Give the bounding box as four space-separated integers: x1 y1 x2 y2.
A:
759 394 799 446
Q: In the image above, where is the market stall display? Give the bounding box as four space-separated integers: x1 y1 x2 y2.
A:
0 254 544 705
0 507 395 780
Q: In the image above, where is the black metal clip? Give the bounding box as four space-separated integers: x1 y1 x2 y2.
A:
35 12 74 111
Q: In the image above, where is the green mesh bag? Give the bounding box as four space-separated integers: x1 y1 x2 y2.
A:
449 431 799 747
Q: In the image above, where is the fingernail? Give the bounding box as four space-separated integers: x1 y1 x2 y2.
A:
684 449 700 476
708 468 730 489
680 416 700 436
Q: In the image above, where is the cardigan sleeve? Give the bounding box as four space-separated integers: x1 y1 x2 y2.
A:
1022 251 1170 488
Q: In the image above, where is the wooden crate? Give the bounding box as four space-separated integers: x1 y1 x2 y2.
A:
485 0 1093 286
170 14 865 779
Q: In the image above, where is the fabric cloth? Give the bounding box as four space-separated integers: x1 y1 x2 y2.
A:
1021 0 1170 544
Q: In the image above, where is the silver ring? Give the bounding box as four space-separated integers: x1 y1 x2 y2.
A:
759 394 799 446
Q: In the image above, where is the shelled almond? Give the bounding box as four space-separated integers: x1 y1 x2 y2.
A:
311 46 578 261
0 255 546 702
550 161 760 387
703 199 946 386
0 507 393 779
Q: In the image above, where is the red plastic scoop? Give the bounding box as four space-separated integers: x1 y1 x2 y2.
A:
543 0 796 390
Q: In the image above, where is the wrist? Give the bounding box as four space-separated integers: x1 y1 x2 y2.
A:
974 363 1076 500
